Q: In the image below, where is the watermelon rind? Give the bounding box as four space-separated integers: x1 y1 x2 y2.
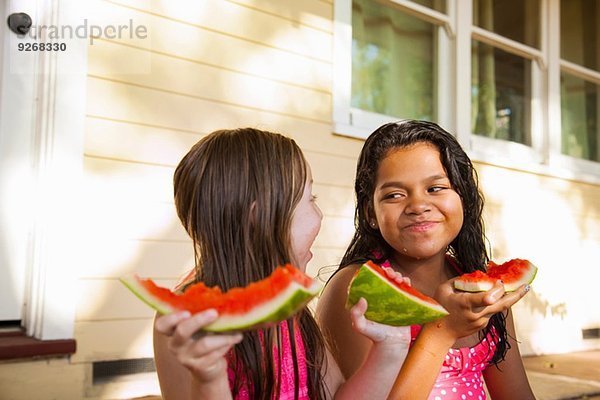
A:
120 275 177 315
119 275 322 332
204 281 321 332
346 263 449 326
452 278 495 293
453 260 538 293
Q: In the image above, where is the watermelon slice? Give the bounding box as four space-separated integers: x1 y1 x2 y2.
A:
120 264 322 332
346 261 449 326
454 258 537 292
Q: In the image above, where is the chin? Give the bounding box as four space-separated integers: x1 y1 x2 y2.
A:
400 245 445 260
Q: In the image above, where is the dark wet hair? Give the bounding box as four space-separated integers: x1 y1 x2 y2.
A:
174 128 328 399
340 120 509 365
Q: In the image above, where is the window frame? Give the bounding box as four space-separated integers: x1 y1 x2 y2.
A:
332 0 454 136
332 0 600 184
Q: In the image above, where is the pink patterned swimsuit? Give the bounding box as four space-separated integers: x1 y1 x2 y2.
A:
378 257 498 400
410 325 498 400
227 320 309 400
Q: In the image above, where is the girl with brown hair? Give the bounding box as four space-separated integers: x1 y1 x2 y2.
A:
317 120 534 399
153 128 411 399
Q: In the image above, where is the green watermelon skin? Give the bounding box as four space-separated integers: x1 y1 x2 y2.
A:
120 275 176 316
202 282 320 332
346 262 449 326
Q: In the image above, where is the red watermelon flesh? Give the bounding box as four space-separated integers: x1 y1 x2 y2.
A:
454 258 537 292
366 261 436 304
120 264 321 332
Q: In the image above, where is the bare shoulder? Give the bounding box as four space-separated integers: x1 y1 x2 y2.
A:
316 264 372 378
316 265 360 317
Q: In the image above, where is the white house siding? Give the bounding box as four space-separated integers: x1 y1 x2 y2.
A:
1 0 599 399
76 0 358 398
477 163 600 355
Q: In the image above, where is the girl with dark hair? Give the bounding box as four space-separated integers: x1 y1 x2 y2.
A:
317 120 534 399
153 128 411 399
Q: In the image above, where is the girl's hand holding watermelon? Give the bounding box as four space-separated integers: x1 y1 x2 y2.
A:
349 297 411 344
431 278 530 341
154 309 242 390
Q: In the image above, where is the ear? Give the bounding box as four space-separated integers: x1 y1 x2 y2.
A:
364 202 378 230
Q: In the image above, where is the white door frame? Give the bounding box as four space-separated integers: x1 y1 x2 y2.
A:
1 0 87 340
0 0 39 322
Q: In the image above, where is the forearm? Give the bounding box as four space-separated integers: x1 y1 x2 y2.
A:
334 343 407 400
190 374 233 400
389 323 454 399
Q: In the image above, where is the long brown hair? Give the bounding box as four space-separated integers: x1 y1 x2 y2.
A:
173 128 328 399
340 120 509 365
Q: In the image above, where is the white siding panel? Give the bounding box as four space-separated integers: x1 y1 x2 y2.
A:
86 77 330 133
315 215 354 249
104 0 332 61
79 239 193 279
84 157 174 203
304 151 356 187
313 183 355 217
86 79 363 158
73 319 155 362
76 278 177 321
82 199 187 241
85 115 362 165
227 0 333 32
87 1 331 90
85 117 202 166
88 40 330 121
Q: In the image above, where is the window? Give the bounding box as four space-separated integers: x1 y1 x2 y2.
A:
560 0 600 163
471 0 540 146
333 0 452 137
351 0 443 121
332 0 600 182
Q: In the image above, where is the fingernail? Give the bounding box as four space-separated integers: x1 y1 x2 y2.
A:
524 284 531 293
179 311 191 319
197 309 217 320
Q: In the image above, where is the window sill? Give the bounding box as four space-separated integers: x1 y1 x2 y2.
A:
333 121 600 187
0 329 76 360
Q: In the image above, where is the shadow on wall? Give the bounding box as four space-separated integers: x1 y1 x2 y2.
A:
522 289 567 320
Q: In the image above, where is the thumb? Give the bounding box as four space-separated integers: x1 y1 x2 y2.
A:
349 297 368 332
350 297 368 319
462 280 505 311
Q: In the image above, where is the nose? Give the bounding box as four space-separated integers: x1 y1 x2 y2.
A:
404 192 431 215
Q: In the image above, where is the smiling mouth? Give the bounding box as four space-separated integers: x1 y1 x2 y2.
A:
404 221 438 232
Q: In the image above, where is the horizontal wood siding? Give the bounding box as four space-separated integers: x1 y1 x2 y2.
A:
476 162 600 354
75 0 600 368
78 0 355 364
